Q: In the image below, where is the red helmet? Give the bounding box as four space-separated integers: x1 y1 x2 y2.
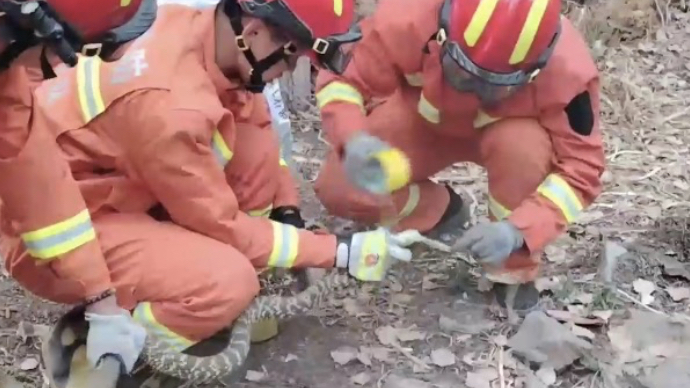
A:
224 0 359 91
435 0 561 103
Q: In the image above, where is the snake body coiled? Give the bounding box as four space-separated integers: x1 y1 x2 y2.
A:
139 271 353 383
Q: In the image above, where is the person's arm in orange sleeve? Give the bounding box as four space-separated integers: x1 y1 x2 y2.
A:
314 13 422 152
115 89 336 269
507 78 605 253
0 66 112 299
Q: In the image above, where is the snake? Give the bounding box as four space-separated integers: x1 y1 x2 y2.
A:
137 270 353 384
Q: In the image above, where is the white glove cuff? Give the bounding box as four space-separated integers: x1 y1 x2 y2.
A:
335 242 350 268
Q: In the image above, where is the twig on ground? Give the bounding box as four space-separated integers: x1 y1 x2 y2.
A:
497 345 506 388
390 342 431 370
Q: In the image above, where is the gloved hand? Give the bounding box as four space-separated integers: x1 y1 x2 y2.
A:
453 221 525 265
335 227 412 281
85 307 147 373
343 132 411 195
269 206 305 229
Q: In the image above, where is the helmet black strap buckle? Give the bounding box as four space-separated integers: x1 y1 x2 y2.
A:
312 38 329 55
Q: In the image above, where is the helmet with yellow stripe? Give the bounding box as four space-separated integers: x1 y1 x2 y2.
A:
435 0 562 103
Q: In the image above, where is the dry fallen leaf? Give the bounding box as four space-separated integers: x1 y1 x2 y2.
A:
569 323 596 340
397 326 427 342
383 375 433 388
633 278 656 305
535 276 564 292
0 370 23 388
422 275 443 290
330 346 359 365
284 353 298 362
19 357 39 371
545 310 606 326
536 367 556 386
545 245 566 263
351 372 371 386
666 287 690 302
573 292 594 305
360 346 393 363
591 310 613 323
376 325 400 346
245 370 266 382
465 368 497 388
430 348 456 367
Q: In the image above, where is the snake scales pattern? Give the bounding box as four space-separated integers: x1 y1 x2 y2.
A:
138 270 353 383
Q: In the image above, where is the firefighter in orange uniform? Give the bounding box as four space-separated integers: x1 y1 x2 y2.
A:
6 0 411 365
0 0 155 374
313 0 605 311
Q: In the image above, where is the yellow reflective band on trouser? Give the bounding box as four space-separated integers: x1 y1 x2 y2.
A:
354 231 387 281
315 82 365 111
509 0 550 65
211 130 234 167
418 93 440 124
248 204 273 218
279 158 288 167
536 174 583 223
268 221 299 268
21 209 97 259
380 184 420 227
404 73 424 87
76 56 105 123
120 0 131 6
133 302 195 353
488 195 511 221
463 0 500 47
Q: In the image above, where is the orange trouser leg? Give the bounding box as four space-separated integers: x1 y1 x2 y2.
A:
315 91 478 232
6 212 260 349
478 118 553 284
225 122 299 217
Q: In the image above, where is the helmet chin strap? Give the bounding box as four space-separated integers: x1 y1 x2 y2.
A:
224 0 294 93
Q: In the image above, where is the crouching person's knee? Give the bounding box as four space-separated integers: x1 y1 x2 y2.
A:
133 255 260 351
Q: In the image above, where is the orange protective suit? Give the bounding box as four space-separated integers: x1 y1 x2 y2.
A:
2 3 336 350
0 51 112 300
313 0 605 284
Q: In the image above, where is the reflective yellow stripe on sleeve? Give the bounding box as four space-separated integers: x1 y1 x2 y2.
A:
279 158 288 167
268 221 299 268
536 173 584 223
248 204 273 218
315 82 365 111
21 209 97 259
211 130 234 167
76 56 106 123
133 302 195 352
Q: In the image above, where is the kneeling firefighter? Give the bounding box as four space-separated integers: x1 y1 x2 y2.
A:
3 0 413 385
0 0 155 382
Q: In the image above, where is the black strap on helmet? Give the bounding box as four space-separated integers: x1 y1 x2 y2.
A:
223 0 297 93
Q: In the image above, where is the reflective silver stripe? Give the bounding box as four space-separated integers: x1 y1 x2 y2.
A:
536 174 584 223
76 56 105 123
21 209 97 259
268 221 299 267
418 93 440 124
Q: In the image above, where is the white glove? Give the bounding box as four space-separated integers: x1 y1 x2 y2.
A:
85 308 147 373
335 227 412 281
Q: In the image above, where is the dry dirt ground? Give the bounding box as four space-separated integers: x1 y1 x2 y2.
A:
2 1 690 387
